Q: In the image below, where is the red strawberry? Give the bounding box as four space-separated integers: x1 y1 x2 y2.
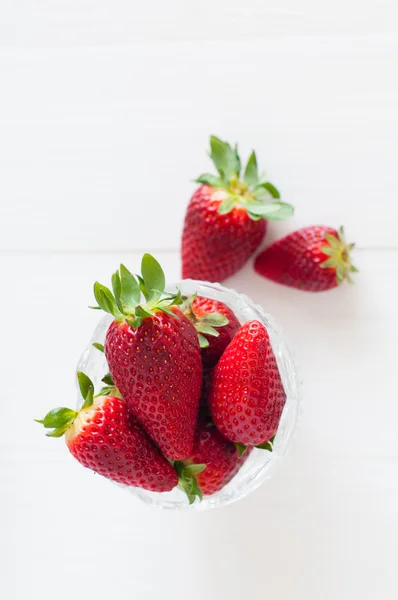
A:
175 416 252 502
36 373 178 492
254 225 357 292
181 136 294 282
209 320 286 446
93 254 202 461
182 295 240 367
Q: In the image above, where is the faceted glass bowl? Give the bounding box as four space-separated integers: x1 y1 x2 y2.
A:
77 280 301 510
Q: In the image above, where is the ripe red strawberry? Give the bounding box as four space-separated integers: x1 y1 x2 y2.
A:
254 225 357 292
182 295 240 367
93 254 202 461
209 320 286 446
36 372 178 492
181 136 294 282
175 416 252 502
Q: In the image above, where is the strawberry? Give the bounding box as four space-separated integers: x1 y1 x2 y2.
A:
36 373 178 492
209 320 286 446
254 225 357 292
181 135 294 282
182 295 240 367
92 254 202 461
175 416 252 502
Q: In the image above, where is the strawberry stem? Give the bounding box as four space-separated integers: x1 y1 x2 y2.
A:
195 135 294 222
90 254 184 328
175 461 206 504
320 226 358 285
181 294 230 348
36 372 110 437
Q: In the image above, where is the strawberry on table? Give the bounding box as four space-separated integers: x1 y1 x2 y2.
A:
209 320 286 447
36 373 178 492
92 254 202 461
175 416 252 503
254 225 357 292
182 295 240 367
181 135 294 282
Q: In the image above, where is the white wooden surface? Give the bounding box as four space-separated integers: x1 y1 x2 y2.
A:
2 3 398 599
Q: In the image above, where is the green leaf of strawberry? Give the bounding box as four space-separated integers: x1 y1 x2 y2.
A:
91 255 185 329
181 295 231 350
199 313 229 327
218 196 237 215
77 371 94 401
119 264 141 311
101 373 114 386
36 371 122 438
35 407 77 429
256 441 273 451
136 274 150 301
158 306 179 319
246 201 294 221
175 461 206 504
183 464 206 475
96 386 113 397
234 144 241 176
235 443 247 457
197 334 209 348
210 136 240 181
256 434 275 451
92 342 104 352
195 323 220 337
94 283 121 316
135 305 155 319
77 371 95 410
35 405 78 438
111 270 122 311
244 151 259 187
255 181 281 199
195 173 224 187
81 386 94 410
141 254 165 303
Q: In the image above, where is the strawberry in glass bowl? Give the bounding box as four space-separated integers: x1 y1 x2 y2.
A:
38 255 301 510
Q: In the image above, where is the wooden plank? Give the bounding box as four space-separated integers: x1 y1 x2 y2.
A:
4 447 398 600
2 1 398 46
0 38 397 250
2 249 397 457
2 249 397 599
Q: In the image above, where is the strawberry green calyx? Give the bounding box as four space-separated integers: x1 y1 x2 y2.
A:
255 439 274 451
35 372 95 437
35 407 78 438
320 226 358 284
235 443 248 457
181 293 230 349
91 254 183 328
96 372 122 398
92 342 104 352
174 461 206 504
101 373 114 386
195 135 294 222
236 434 275 456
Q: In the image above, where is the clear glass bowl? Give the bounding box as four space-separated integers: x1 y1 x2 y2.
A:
77 280 301 510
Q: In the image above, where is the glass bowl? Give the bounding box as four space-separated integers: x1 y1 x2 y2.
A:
77 280 301 510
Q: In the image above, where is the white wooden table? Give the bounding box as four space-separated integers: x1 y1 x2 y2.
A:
2 3 398 599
